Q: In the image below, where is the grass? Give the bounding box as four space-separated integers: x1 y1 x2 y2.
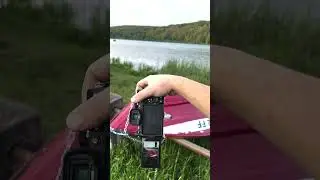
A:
0 1 108 48
110 58 210 180
213 3 320 77
0 4 106 139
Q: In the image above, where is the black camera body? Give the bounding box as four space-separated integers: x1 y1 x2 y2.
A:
62 147 105 180
62 83 109 180
129 96 164 168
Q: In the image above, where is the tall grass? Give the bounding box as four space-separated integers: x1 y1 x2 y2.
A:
111 58 209 85
110 58 210 179
0 0 108 48
213 4 320 77
111 57 209 102
111 139 210 180
0 2 106 139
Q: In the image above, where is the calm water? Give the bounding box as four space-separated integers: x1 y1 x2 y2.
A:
110 39 210 68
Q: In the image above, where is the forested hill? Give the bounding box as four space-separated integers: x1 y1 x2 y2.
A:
110 21 210 44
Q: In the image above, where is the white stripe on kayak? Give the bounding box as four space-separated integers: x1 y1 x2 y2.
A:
164 118 210 135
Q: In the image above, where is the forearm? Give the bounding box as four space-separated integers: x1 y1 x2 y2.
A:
172 76 210 118
212 45 320 177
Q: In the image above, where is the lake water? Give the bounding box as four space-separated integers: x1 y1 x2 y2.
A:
110 39 210 68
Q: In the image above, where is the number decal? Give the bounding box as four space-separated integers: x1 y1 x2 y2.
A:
197 119 210 129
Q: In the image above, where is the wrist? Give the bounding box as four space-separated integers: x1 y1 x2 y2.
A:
169 75 186 93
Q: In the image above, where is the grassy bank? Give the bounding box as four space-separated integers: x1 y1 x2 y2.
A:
110 58 210 179
110 58 209 101
0 4 106 139
213 4 320 77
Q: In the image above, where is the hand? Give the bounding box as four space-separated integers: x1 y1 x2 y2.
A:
131 74 182 103
66 55 109 131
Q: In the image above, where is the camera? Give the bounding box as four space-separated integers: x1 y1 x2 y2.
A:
129 95 164 168
62 148 105 180
62 83 109 180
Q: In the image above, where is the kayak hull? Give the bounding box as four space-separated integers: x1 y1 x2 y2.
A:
17 99 310 179
212 104 310 179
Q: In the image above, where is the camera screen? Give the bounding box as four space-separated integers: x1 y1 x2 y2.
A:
142 104 164 136
141 140 161 168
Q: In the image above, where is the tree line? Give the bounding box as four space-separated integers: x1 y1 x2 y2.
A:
110 21 210 44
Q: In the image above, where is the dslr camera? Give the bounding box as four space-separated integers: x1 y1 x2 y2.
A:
129 93 164 168
61 83 109 180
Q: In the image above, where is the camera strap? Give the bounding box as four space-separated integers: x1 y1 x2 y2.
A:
110 94 167 144
110 102 142 143
124 103 134 135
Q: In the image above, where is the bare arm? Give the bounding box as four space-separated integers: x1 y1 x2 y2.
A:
172 76 210 118
132 75 210 118
212 45 320 178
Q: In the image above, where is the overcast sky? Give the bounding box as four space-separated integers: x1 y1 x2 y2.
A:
110 0 210 27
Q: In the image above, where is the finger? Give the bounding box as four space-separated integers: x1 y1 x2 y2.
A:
131 86 154 103
168 90 177 96
82 54 109 102
135 77 149 93
135 85 144 94
90 55 109 81
67 88 109 131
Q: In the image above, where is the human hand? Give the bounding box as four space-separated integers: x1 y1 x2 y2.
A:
66 55 109 131
131 74 183 103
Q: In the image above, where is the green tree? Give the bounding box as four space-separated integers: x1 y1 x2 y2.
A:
110 21 210 44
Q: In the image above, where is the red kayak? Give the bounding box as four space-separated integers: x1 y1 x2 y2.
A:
212 103 311 180
18 130 77 180
110 95 210 138
1 97 312 179
15 95 207 180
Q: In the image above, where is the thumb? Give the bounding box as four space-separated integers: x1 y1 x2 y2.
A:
131 87 154 103
67 88 109 131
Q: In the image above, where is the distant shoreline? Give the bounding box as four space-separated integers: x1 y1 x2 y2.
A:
110 21 210 45
110 38 209 46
